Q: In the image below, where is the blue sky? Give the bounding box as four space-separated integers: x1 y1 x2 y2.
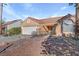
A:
3 3 75 21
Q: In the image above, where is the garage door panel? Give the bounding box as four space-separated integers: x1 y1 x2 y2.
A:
22 27 37 35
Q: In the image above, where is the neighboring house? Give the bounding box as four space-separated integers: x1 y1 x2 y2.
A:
54 14 75 36
5 19 22 30
0 19 22 34
22 14 75 36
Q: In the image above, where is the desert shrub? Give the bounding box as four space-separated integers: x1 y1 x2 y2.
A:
31 31 38 37
8 27 21 36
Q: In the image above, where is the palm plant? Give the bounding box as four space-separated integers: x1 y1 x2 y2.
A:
0 3 7 35
69 3 79 37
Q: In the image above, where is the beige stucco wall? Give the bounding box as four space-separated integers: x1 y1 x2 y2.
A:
55 23 62 36
7 20 22 30
22 19 39 27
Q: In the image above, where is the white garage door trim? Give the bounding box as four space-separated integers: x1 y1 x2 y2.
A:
22 27 38 35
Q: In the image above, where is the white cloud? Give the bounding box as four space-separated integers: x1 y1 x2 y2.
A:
23 3 40 12
23 3 34 11
25 3 32 8
3 4 21 21
21 15 30 20
60 6 67 10
51 14 58 17
51 12 65 17
50 6 68 17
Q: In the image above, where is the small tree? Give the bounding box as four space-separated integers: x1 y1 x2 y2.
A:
69 3 79 40
0 20 5 24
8 27 21 36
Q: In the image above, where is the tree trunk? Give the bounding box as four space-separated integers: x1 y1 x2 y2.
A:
75 4 79 36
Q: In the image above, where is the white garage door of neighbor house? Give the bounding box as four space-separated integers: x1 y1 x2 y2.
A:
22 27 37 35
63 19 74 32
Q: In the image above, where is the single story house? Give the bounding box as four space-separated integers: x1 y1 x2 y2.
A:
53 14 75 36
21 14 75 36
0 19 22 34
21 17 42 35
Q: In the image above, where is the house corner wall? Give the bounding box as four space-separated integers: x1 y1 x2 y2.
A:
55 23 62 36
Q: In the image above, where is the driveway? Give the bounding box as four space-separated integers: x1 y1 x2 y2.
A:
0 35 48 56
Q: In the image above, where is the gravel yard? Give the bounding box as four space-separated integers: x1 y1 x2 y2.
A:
0 35 31 42
42 36 79 56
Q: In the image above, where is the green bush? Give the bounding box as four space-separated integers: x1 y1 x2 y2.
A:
8 27 21 35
